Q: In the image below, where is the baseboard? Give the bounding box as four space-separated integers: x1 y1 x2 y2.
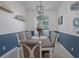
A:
1 47 18 58
54 42 74 58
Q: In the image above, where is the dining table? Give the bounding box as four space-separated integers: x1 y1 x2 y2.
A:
31 36 48 40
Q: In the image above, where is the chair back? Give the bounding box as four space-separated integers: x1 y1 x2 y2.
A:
17 32 26 46
18 32 26 40
25 31 32 40
21 40 40 58
49 31 55 42
51 32 59 47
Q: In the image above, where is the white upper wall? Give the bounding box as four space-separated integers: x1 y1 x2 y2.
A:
0 1 60 35
26 11 58 31
18 1 61 31
58 1 79 36
19 1 62 11
0 1 27 35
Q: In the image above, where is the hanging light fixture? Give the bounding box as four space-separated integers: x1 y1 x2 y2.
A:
36 1 43 37
36 1 49 21
36 1 44 15
36 1 49 37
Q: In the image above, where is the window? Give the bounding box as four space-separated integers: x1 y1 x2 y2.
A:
34 15 49 36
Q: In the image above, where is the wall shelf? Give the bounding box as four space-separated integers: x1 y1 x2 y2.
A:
14 15 25 22
0 5 13 13
0 2 13 13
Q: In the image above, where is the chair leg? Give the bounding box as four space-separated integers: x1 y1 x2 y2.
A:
50 48 53 58
20 45 24 58
40 46 42 58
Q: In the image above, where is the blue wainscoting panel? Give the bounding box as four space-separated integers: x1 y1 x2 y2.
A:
58 32 79 58
0 33 18 57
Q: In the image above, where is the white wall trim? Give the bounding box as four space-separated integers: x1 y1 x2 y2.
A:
0 42 74 58
58 31 79 37
58 42 74 58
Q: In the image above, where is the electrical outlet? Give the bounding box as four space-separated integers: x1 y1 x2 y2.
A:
3 46 6 51
71 47 74 51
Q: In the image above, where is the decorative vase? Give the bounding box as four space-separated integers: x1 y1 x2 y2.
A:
37 28 42 37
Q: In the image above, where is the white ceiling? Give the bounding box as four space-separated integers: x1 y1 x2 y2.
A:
18 1 63 11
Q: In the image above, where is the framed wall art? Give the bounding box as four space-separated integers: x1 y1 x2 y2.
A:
73 17 79 27
58 16 63 25
73 17 79 34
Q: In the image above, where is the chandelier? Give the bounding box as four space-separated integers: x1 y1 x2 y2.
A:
36 1 49 37
36 1 49 20
36 1 44 15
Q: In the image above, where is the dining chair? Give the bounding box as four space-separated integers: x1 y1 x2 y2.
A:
25 31 32 40
16 32 27 58
40 32 59 58
17 32 26 46
21 40 40 58
39 39 53 58
52 32 60 47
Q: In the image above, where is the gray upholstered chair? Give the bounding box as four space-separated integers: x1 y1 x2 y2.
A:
50 32 59 47
16 32 26 58
25 31 32 40
17 32 40 58
21 40 40 58
40 32 59 58
17 32 26 46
